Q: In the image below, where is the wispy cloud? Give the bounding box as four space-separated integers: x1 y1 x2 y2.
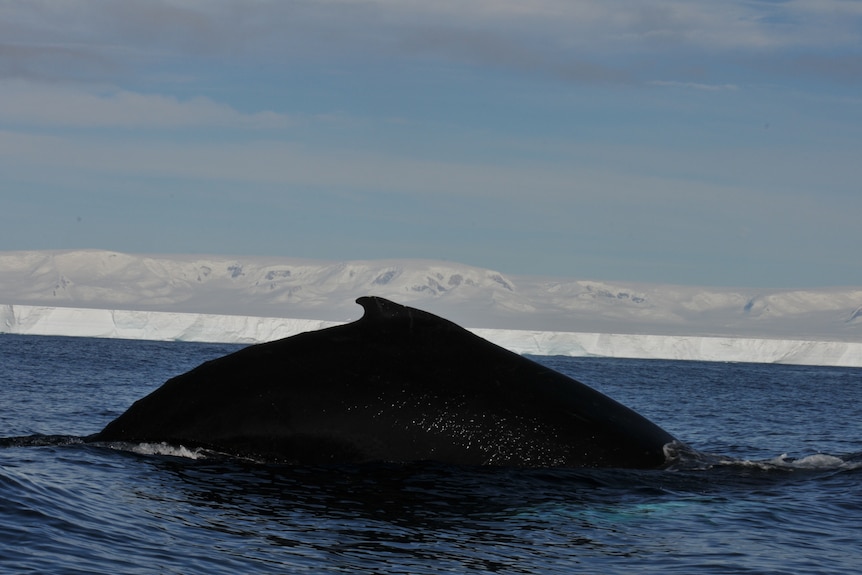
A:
0 79 291 129
649 80 739 91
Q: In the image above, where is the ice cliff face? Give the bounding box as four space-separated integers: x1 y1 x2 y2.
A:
1 249 861 366
3 304 861 367
0 304 338 344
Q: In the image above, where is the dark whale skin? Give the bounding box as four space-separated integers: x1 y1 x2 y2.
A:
92 296 676 468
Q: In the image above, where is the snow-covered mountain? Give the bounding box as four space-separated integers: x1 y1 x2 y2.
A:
0 249 530 326
2 250 861 366
2 249 860 339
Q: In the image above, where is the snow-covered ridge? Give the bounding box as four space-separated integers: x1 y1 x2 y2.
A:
1 249 861 366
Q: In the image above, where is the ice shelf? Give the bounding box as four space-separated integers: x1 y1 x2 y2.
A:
3 304 860 367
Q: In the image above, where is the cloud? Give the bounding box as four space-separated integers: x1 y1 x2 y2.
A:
0 42 119 82
2 1 860 86
1 124 839 208
0 79 292 129
649 80 739 91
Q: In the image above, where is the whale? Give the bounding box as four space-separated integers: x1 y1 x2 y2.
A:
91 296 677 468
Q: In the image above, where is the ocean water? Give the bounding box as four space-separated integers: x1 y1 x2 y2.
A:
1 334 860 574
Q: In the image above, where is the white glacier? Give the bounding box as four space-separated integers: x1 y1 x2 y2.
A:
3 304 861 367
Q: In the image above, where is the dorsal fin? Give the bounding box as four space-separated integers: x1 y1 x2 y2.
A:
355 296 465 335
356 296 411 321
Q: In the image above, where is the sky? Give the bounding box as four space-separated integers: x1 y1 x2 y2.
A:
1 0 861 288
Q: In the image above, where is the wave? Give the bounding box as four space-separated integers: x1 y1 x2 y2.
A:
0 434 210 460
0 434 84 448
4 435 860 476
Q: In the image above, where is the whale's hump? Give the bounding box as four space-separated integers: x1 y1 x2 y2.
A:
92 296 678 468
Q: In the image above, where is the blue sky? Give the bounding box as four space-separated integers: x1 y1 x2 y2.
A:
1 0 861 287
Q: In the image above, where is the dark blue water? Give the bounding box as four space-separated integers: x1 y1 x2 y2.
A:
1 334 860 574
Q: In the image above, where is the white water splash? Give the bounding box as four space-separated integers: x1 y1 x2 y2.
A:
125 442 208 460
664 441 861 472
767 453 858 470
